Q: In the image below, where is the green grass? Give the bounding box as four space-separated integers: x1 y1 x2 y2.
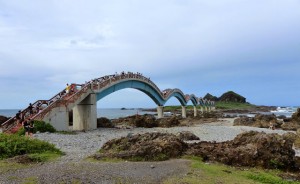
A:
0 161 28 174
163 102 255 111
164 105 194 111
216 101 255 110
0 133 62 160
28 152 62 162
163 156 300 184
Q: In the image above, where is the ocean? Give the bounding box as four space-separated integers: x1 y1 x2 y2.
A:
0 106 298 119
0 108 156 119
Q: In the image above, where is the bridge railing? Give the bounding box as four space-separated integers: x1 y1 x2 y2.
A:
1 86 70 132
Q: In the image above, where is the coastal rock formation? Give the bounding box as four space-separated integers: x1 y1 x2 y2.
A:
294 129 300 149
187 131 299 170
281 108 300 131
0 115 9 125
95 131 299 170
177 131 200 141
203 93 218 101
219 91 246 103
97 117 114 128
233 114 280 128
158 116 180 127
94 132 187 161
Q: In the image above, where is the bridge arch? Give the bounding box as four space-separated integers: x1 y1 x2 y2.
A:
95 79 165 106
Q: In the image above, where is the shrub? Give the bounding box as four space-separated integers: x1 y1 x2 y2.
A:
17 120 56 135
0 134 62 159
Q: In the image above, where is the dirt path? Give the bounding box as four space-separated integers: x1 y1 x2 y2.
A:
0 159 190 184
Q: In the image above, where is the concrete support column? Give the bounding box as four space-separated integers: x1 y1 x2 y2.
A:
181 106 187 118
200 106 204 113
73 93 97 131
193 106 197 117
157 106 164 119
208 106 211 112
42 106 69 131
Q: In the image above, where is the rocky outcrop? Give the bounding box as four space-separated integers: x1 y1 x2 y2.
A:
203 93 218 101
219 91 246 103
97 117 114 128
94 132 188 161
0 115 9 125
233 114 280 128
281 108 300 131
177 131 200 141
187 131 299 171
94 131 299 170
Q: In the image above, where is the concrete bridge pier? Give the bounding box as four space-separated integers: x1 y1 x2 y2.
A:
181 106 187 118
200 106 204 113
208 106 211 112
157 106 164 119
73 93 97 131
193 106 197 117
43 106 70 131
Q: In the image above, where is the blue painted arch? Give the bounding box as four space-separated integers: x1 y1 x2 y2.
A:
95 79 198 106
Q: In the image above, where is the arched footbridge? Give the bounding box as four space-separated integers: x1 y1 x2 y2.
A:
1 72 215 132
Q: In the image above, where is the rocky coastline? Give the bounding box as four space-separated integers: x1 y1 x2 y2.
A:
1 107 300 183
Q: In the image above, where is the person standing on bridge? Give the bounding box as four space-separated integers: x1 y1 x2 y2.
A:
66 83 70 96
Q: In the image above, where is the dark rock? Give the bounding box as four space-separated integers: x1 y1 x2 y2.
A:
233 114 280 128
203 93 218 101
158 116 180 127
94 132 188 161
218 91 246 103
277 115 287 119
186 131 299 171
177 131 200 141
292 108 300 122
97 117 114 128
0 115 9 125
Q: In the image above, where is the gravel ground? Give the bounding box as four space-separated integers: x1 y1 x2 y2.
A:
0 118 299 183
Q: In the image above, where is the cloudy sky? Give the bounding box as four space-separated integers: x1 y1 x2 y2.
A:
0 0 299 109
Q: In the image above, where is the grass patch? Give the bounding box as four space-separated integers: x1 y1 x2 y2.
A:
0 133 62 160
216 101 255 110
28 152 62 162
0 160 28 174
163 156 300 184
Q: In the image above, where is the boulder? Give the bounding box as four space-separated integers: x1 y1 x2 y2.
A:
292 108 300 122
97 117 114 128
177 131 200 141
94 132 188 161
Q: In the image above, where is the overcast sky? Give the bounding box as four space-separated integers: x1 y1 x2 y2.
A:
0 0 300 109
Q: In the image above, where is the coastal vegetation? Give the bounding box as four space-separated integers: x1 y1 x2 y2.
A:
17 120 56 136
0 133 62 161
164 156 300 184
163 101 254 111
